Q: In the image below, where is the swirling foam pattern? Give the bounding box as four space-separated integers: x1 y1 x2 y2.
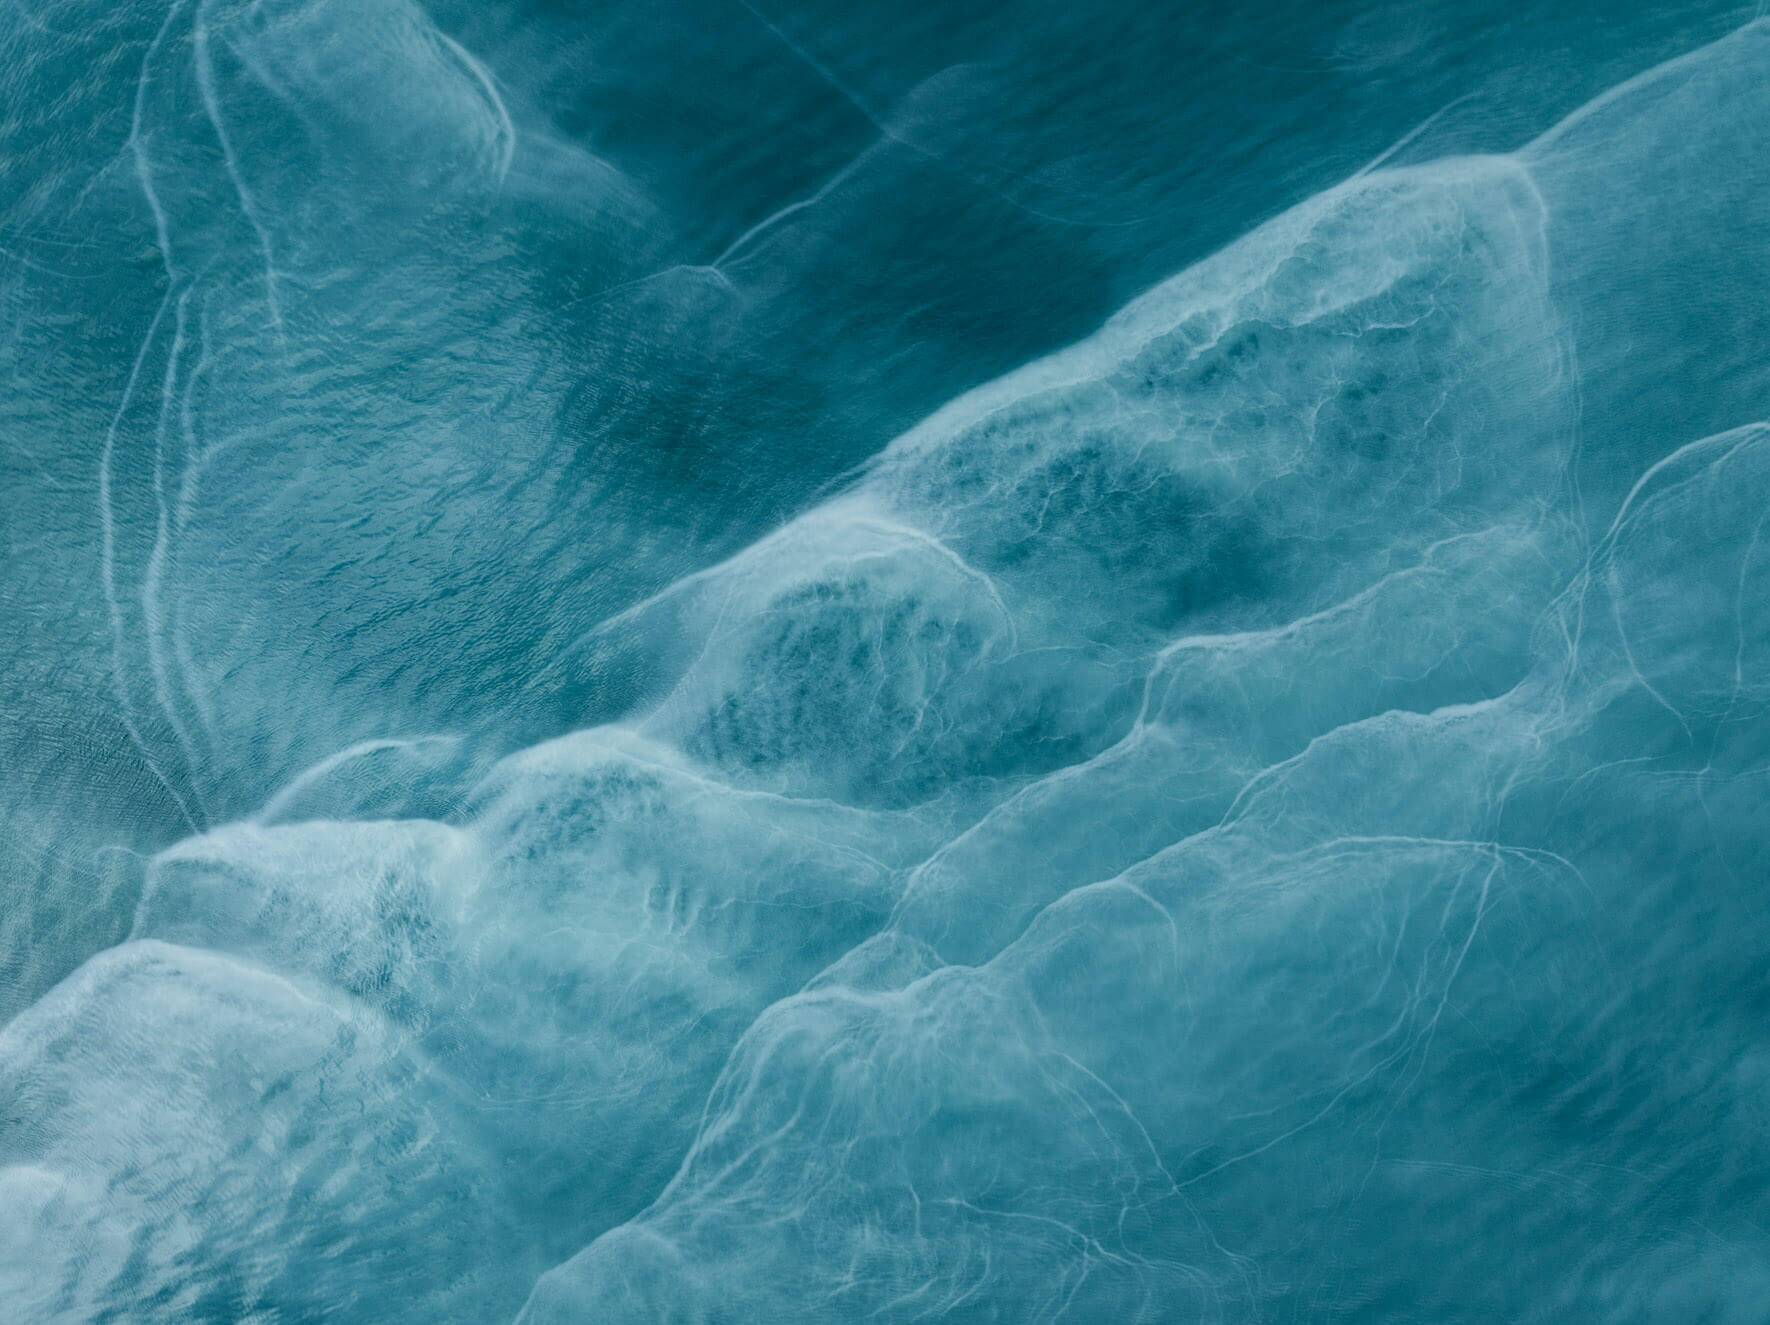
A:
3 3 1768 1321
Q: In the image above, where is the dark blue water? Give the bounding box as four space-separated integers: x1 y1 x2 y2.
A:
4 1 1769 1319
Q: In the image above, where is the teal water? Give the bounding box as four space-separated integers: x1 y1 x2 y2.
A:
3 2 1769 1320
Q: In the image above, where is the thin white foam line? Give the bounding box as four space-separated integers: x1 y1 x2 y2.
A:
108 0 201 834
255 734 460 824
0 242 92 281
433 26 517 186
735 0 889 134
518 498 878 697
172 288 213 535
131 0 182 283
710 144 879 270
1526 15 1770 156
3 0 62 37
171 290 221 746
733 0 1147 232
1600 424 1762 549
194 0 284 334
143 286 211 821
1349 92 1477 182
99 289 200 836
1594 425 1765 741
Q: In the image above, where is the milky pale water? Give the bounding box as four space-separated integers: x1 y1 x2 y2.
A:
2 1 1769 1320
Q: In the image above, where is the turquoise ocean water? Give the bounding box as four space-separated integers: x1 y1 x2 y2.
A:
4 1 1770 1319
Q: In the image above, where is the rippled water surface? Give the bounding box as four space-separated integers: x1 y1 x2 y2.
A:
4 1 1770 1320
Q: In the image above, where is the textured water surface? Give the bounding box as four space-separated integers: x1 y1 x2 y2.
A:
3 1 1769 1320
